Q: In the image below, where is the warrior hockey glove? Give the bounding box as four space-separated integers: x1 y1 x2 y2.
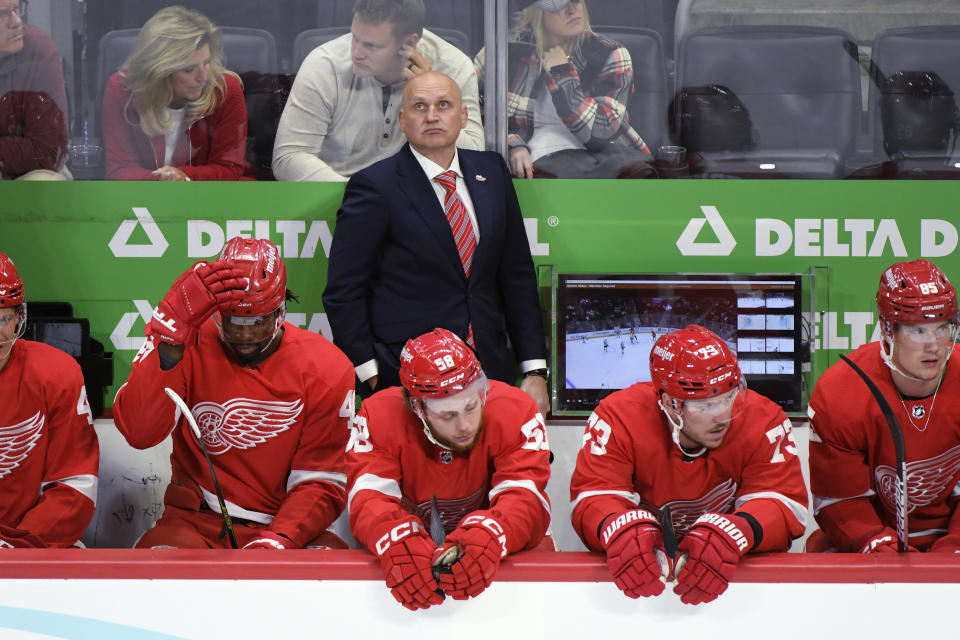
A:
0 524 44 549
148 260 247 346
674 513 754 605
930 533 960 553
601 509 668 598
243 531 290 550
437 511 507 600
373 516 444 611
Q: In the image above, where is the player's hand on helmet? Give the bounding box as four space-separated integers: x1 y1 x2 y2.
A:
242 531 290 550
601 509 668 598
437 511 507 599
148 260 248 346
674 513 753 605
860 528 917 553
0 524 45 549
374 516 443 611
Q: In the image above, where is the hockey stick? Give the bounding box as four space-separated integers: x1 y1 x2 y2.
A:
163 387 239 549
659 505 685 585
838 355 909 552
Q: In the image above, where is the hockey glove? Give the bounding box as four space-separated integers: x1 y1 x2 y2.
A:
148 260 248 346
601 509 668 598
860 528 917 553
930 533 960 554
0 524 45 548
373 516 443 611
243 531 290 550
674 513 754 605
437 511 507 600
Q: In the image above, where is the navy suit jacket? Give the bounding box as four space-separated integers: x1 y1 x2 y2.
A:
322 143 547 389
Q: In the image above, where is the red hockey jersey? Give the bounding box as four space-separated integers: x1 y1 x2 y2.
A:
347 380 551 554
809 342 960 551
571 382 808 552
113 321 355 547
0 340 98 547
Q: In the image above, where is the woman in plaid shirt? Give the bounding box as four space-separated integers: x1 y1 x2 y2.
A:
475 0 651 178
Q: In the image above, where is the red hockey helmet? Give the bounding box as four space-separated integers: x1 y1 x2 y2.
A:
876 259 957 325
650 325 741 400
399 328 484 400
219 237 286 316
0 251 24 308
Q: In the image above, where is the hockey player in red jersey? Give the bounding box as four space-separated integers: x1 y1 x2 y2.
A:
347 328 551 610
570 325 808 604
0 251 99 548
113 238 355 549
808 259 960 553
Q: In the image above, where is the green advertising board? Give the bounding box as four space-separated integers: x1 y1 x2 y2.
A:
2 180 959 411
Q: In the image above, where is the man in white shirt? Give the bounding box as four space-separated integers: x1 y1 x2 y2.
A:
272 0 484 182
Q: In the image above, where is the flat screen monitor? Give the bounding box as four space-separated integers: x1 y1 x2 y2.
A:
25 317 87 359
554 273 804 415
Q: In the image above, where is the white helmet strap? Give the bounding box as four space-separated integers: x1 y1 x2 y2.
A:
879 319 952 385
657 394 707 459
409 397 453 451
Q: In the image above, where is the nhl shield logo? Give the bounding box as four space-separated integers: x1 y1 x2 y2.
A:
440 450 453 464
912 404 925 419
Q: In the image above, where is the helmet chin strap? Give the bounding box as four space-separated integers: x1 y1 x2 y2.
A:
658 396 707 459
0 305 27 349
879 320 953 385
409 381 489 451
410 399 452 451
220 303 286 358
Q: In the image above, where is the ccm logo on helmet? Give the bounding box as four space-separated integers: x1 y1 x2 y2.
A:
709 371 733 385
439 372 466 388
652 345 674 361
693 513 749 552
375 520 424 555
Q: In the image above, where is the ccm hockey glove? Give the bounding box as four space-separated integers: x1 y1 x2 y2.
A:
372 516 443 611
601 509 668 598
674 513 754 605
148 260 247 345
437 511 507 599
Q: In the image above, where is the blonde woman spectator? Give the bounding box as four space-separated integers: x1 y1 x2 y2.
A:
476 0 650 178
102 6 250 181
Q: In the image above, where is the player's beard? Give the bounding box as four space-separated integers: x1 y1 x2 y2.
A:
222 328 283 366
429 415 485 453
679 418 731 451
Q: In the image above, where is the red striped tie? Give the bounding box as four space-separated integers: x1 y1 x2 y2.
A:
434 170 477 347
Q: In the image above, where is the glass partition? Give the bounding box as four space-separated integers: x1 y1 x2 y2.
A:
9 0 960 181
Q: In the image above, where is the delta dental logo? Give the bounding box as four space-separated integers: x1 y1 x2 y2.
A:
108 207 550 259
676 206 737 256
109 208 169 258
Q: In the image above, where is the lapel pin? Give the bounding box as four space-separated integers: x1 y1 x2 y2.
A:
475 174 486 182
